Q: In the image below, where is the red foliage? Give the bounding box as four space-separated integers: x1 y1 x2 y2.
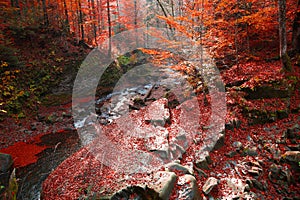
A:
221 61 284 87
0 134 47 167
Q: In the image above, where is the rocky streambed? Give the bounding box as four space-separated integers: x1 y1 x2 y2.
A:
42 95 226 199
41 62 300 199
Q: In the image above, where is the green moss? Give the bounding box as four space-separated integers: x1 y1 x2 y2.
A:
117 55 131 66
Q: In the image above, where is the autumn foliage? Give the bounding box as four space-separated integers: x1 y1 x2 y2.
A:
158 0 299 65
0 0 299 118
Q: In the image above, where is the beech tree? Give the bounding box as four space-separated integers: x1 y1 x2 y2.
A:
107 0 112 57
278 0 292 72
42 0 49 26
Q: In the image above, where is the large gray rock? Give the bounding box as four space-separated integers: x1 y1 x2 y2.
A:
177 175 201 200
151 171 177 200
0 153 13 190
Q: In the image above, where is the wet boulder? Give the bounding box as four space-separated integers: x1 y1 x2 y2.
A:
0 153 13 194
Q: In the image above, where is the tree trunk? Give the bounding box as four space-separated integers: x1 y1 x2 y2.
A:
107 0 112 58
63 0 70 32
42 0 49 26
292 0 300 53
278 0 292 72
171 0 175 17
91 0 97 45
156 0 168 18
134 0 139 46
78 0 85 41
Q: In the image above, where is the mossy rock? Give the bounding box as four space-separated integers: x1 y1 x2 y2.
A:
242 76 298 100
243 86 290 100
0 153 13 192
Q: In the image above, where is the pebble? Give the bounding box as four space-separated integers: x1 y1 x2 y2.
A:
232 141 243 151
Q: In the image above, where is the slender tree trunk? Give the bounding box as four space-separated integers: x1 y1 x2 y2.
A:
100 0 104 30
91 0 97 45
78 0 85 41
116 0 121 32
156 0 168 18
75 0 81 42
63 0 70 32
171 0 175 17
292 0 300 53
107 0 112 58
42 0 49 26
234 18 239 67
134 0 137 29
155 0 173 33
96 0 101 35
134 0 139 46
278 0 292 71
178 0 183 18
